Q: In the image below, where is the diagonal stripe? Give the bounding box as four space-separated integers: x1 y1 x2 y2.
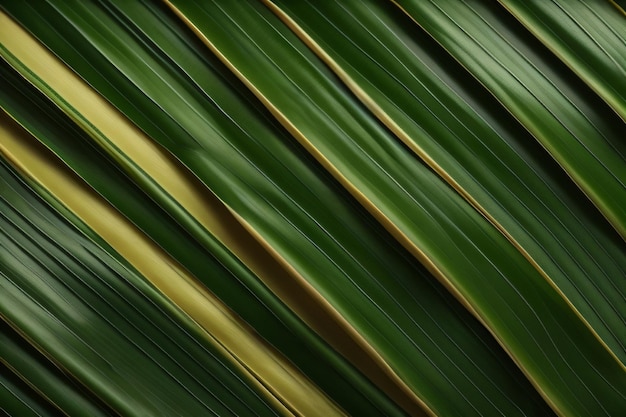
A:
0 18 344 410
0 108 304 417
263 0 624 370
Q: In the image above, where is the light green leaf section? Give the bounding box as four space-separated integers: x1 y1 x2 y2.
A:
394 0 626 239
0 39 344 415
265 0 626 368
0 52 404 417
498 0 626 121
168 1 626 416
1 1 624 416
2 0 557 416
0 155 283 417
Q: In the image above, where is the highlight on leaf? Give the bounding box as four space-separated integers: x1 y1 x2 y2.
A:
1 1 624 416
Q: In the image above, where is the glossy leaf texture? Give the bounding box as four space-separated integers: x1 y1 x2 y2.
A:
393 0 626 240
0 363 64 417
0 321 117 417
0 156 284 417
266 0 626 368
1 2 555 415
498 0 626 121
1 0 625 416
0 48 344 417
164 0 626 415
0 54 402 417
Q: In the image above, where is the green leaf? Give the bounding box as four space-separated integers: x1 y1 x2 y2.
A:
164 1 626 415
265 0 626 369
0 360 64 417
0 320 116 417
0 52 404 417
2 1 556 415
498 0 626 120
0 156 282 417
1 1 624 416
395 0 626 239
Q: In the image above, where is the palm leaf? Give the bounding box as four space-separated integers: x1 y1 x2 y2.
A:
1 1 625 416
498 0 626 121
266 0 626 370
394 0 626 238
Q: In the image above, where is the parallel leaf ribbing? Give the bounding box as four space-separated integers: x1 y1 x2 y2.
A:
1 0 625 416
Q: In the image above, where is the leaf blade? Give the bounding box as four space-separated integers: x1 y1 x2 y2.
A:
264 0 626 369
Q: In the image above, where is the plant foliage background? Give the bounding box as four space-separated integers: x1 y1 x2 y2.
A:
0 1 625 416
